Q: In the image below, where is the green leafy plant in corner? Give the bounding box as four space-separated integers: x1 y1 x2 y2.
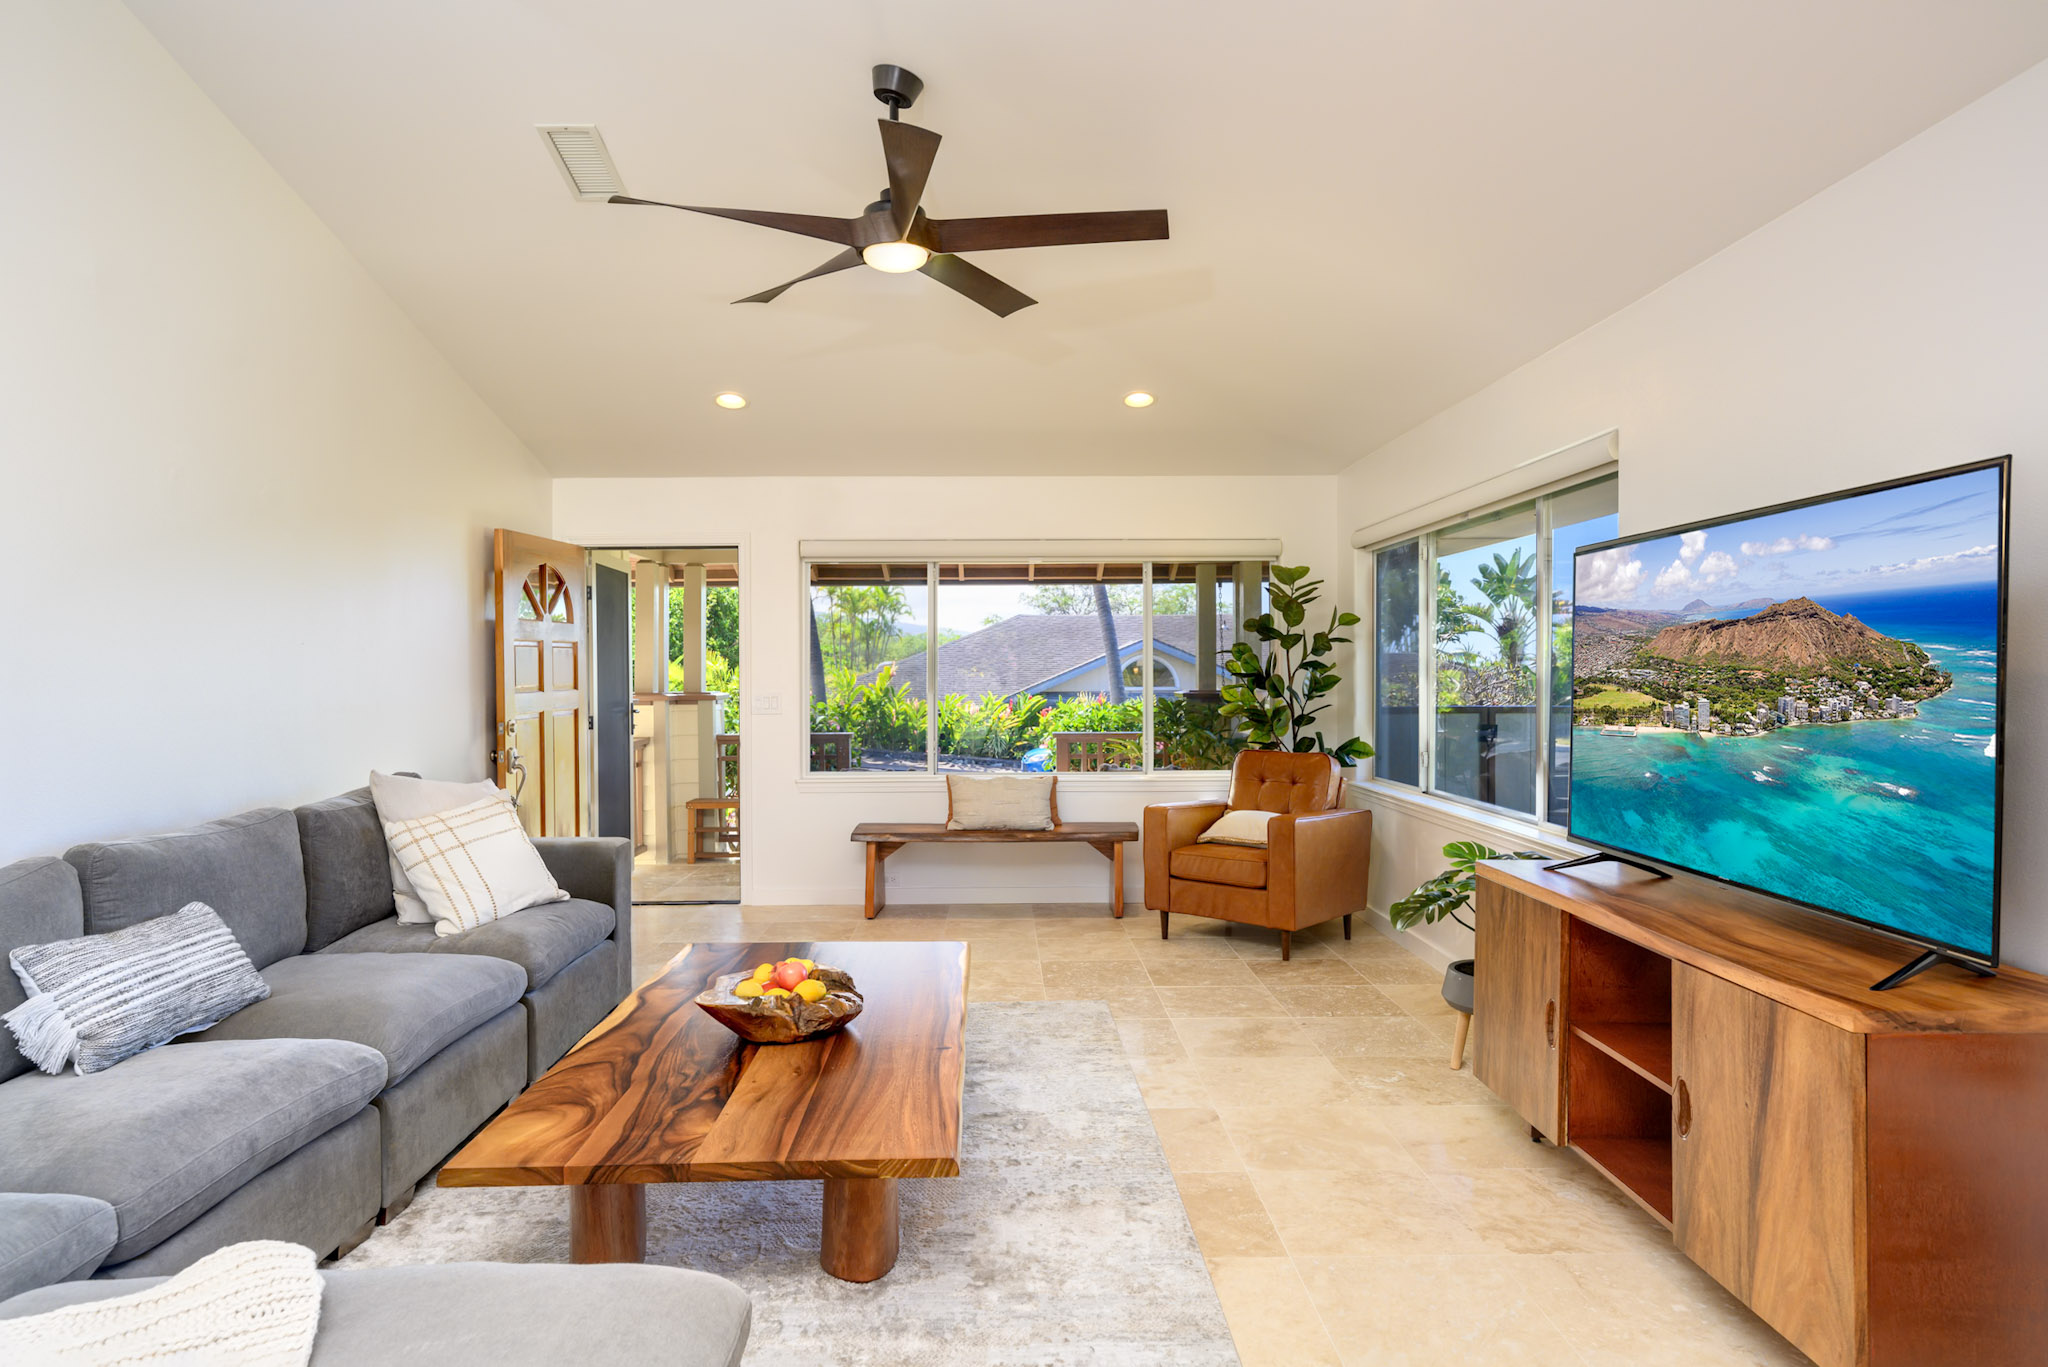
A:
1388 841 1545 933
1218 565 1372 764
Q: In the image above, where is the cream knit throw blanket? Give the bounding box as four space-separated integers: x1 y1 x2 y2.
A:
0 1242 321 1366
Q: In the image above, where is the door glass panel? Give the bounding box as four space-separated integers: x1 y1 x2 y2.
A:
1434 503 1540 815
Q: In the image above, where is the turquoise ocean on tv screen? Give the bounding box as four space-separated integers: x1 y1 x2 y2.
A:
1569 473 2001 957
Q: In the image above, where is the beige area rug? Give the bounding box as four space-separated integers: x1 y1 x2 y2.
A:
347 1002 1240 1366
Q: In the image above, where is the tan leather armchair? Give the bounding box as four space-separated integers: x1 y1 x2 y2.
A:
1143 751 1371 960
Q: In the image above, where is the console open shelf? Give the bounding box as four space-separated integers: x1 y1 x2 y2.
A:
1571 1020 1673 1091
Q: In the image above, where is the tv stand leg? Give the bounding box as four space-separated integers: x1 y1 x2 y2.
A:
1545 851 1671 879
1870 949 1998 992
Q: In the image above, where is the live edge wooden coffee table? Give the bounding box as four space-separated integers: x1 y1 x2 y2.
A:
440 940 968 1282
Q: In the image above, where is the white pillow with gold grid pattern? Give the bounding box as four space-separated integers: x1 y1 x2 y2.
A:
379 794 567 937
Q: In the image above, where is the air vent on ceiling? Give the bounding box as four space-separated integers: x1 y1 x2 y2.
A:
538 124 623 200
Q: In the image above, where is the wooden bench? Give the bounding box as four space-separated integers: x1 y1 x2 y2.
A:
849 822 1139 920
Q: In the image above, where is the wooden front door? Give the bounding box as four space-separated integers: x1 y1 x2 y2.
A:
494 529 591 837
1672 964 1865 1367
1472 883 1565 1142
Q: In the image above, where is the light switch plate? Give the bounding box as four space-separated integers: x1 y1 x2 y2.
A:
753 693 781 715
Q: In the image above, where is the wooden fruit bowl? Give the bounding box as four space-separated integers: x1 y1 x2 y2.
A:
695 964 864 1044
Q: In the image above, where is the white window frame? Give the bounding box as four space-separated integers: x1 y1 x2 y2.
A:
1356 470 1618 837
800 554 1267 783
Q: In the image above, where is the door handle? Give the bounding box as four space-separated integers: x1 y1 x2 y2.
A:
1544 999 1557 1050
1675 1078 1692 1140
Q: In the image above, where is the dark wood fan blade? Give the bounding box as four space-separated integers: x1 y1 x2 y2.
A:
878 120 942 239
929 209 1169 254
918 253 1036 317
607 196 856 246
734 247 864 304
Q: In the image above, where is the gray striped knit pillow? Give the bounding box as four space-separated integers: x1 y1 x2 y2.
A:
4 902 270 1075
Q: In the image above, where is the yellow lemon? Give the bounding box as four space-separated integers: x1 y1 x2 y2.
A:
763 986 793 997
793 979 828 1003
796 958 816 969
751 963 774 981
731 981 764 999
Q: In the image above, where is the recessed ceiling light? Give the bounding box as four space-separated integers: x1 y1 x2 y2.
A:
1123 391 1155 408
714 392 747 409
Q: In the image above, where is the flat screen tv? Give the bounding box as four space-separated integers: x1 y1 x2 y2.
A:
1566 457 2008 986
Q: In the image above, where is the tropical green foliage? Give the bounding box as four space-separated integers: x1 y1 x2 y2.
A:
1388 841 1545 933
1218 566 1372 765
1020 584 1198 615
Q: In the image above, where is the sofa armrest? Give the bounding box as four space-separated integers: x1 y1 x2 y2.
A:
533 837 632 999
1143 801 1229 911
1268 807 1372 930
0 1192 117 1303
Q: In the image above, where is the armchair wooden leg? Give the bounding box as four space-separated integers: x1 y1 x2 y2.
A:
1343 913 1352 940
1159 909 1169 940
1280 930 1292 962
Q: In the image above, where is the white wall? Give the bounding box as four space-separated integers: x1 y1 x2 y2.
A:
0 2 551 861
1338 59 2048 972
554 476 1345 904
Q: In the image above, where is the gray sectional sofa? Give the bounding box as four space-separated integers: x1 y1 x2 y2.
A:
0 788 632 1282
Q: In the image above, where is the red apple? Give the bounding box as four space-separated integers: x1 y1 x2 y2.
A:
771 962 808 991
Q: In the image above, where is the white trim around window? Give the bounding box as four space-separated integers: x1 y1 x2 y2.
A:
1353 464 1620 838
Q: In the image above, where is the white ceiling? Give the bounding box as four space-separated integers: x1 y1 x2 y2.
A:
127 1 2048 477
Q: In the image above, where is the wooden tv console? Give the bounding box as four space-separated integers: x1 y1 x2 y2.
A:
1472 860 2048 1367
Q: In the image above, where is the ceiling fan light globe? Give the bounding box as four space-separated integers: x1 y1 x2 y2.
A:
862 241 931 273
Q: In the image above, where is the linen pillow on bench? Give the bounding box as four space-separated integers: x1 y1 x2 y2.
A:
945 774 1058 831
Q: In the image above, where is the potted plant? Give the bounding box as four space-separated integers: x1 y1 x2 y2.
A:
1218 565 1372 764
1389 841 1544 1014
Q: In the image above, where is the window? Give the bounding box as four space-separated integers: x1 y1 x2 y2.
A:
805 559 1265 774
1365 474 1618 826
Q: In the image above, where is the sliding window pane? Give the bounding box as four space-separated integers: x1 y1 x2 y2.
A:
930 563 1146 773
1433 504 1539 815
807 563 928 771
1372 540 1421 786
1546 477 1620 824
1153 560 1256 771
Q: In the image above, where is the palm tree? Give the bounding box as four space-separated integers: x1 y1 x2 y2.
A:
1468 548 1538 670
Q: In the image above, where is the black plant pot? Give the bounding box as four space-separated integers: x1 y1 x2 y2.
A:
1441 958 1475 1014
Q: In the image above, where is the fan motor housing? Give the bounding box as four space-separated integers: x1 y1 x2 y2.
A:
872 64 923 112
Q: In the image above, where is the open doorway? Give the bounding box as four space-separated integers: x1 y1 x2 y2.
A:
591 547 740 905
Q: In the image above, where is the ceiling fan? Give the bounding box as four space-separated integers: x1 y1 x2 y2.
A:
608 64 1169 317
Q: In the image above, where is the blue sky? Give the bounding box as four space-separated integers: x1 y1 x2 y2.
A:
1575 466 2002 610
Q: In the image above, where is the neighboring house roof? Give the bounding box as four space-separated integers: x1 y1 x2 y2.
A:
859 613 1230 700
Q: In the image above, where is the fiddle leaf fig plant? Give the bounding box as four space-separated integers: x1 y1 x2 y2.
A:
1389 841 1545 933
1218 565 1372 764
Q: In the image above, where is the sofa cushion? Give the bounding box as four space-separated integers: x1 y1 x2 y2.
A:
0 858 86 1083
322 899 616 992
190 953 524 1088
296 789 396 953
0 1037 383 1264
1170 842 1269 889
66 809 308 969
0 1193 117 1303
0 1263 754 1367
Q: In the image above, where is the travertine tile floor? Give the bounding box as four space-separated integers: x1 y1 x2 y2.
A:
632 857 739 903
630 901 1812 1367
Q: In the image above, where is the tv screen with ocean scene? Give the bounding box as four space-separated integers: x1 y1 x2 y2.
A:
1567 459 2006 961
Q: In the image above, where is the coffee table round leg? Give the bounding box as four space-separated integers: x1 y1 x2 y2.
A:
820 1176 899 1282
570 1185 646 1263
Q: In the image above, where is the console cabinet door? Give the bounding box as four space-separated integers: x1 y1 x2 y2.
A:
1473 883 1564 1141
1672 964 1865 1367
